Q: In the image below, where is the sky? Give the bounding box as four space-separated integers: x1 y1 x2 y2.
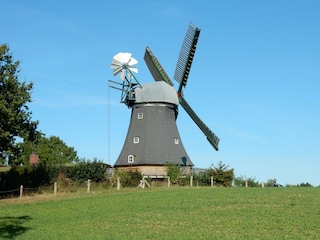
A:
2 1 320 186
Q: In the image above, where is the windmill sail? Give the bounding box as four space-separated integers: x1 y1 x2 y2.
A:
179 96 220 151
174 23 201 94
144 47 174 86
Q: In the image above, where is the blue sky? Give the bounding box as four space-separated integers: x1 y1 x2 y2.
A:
2 1 319 186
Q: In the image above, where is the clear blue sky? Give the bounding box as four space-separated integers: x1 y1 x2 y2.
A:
2 1 319 186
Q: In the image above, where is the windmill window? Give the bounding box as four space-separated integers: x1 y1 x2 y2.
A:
128 155 134 163
174 138 180 145
138 113 143 119
133 137 140 144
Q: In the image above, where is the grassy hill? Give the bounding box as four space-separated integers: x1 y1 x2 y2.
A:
0 187 319 239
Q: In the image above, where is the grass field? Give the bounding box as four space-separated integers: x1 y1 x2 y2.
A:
0 187 319 239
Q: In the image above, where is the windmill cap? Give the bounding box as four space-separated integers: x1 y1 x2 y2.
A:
135 81 179 105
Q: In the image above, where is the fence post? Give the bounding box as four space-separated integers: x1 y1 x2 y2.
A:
87 179 91 193
211 176 213 187
20 185 23 198
190 175 193 187
261 182 265 188
116 177 120 190
167 177 170 188
144 177 150 188
245 180 248 188
54 182 57 196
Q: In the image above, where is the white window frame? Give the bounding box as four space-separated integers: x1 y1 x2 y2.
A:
133 137 140 144
128 155 134 163
138 113 143 119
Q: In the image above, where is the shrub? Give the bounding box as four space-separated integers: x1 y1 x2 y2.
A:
0 163 60 197
67 160 108 183
234 176 260 187
165 162 182 184
207 161 234 187
111 169 143 187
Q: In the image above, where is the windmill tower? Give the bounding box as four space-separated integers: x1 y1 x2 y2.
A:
109 23 220 178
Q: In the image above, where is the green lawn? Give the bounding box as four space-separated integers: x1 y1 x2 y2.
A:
0 187 319 239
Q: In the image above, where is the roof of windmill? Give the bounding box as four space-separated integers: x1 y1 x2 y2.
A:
135 81 179 105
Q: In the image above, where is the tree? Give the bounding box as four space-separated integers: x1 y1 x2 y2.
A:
266 178 278 187
165 162 182 184
296 182 313 187
14 135 79 165
234 176 260 187
0 44 40 165
207 161 234 187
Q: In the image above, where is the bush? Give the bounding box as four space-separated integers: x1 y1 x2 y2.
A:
30 162 61 186
165 162 182 184
207 161 234 187
192 171 212 186
0 163 60 197
234 176 260 187
111 169 142 187
67 160 108 183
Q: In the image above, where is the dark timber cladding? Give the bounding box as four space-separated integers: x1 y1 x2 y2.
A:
114 83 193 167
115 103 192 167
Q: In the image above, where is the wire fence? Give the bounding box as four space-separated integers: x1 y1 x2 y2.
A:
0 180 89 199
0 188 19 195
0 186 42 198
1 177 264 200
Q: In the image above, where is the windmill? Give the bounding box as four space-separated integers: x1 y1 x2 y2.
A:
109 23 220 177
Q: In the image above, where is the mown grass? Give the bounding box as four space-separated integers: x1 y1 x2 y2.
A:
0 187 319 239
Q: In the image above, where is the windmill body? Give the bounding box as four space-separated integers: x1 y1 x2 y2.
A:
115 81 193 176
109 23 220 178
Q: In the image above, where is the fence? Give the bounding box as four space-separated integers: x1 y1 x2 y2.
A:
0 176 179 198
0 179 98 199
0 186 41 198
1 177 265 200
